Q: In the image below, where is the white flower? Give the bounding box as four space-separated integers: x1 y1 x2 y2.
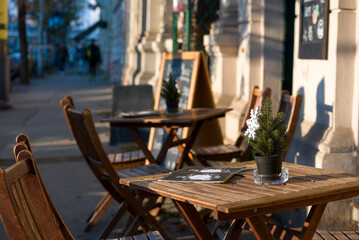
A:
175 79 183 95
244 106 261 140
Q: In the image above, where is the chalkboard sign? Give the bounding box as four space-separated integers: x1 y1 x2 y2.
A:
148 51 223 170
299 0 329 59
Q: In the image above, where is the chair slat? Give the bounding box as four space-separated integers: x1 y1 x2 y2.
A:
316 230 343 240
5 160 31 184
342 231 359 239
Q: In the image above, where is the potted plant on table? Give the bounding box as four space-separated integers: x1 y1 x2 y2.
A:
161 73 182 113
244 97 290 183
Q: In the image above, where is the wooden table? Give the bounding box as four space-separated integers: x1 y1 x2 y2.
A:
102 108 231 170
119 161 359 240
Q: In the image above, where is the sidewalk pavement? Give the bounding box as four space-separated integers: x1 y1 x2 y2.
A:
0 71 255 239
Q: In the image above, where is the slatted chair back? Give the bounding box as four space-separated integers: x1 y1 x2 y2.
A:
60 95 146 169
65 106 121 199
277 90 303 159
65 106 171 239
190 86 272 166
234 86 272 161
12 134 74 239
60 96 147 235
235 86 272 147
60 95 76 135
0 148 75 240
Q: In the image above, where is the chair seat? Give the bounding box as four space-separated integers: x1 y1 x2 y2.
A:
108 150 146 169
117 164 170 179
191 144 242 161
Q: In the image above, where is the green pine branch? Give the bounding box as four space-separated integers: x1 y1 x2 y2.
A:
161 73 181 102
248 97 290 157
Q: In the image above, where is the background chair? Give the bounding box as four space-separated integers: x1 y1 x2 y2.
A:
277 90 303 159
190 86 271 166
61 96 146 232
0 135 164 240
191 89 303 166
64 104 171 239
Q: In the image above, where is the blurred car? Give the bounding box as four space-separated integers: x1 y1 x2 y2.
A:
9 51 20 81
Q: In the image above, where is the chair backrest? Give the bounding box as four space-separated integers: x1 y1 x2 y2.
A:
0 145 74 240
60 95 76 134
12 134 74 239
234 86 271 161
63 105 124 204
235 86 272 147
277 90 303 159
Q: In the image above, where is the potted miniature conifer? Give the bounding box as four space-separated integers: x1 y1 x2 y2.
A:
244 97 290 182
161 73 181 113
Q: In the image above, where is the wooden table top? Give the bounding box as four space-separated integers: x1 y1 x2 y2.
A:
120 161 359 220
101 108 232 127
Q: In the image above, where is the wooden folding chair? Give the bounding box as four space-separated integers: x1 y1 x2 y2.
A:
0 140 75 240
0 135 165 240
64 104 171 239
60 96 146 232
190 86 272 166
277 90 303 159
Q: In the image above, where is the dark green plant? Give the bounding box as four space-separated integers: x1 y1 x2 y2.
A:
248 97 290 157
161 73 181 102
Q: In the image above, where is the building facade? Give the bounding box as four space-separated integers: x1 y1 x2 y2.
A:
105 0 359 228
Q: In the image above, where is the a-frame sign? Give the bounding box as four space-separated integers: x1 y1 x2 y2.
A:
148 51 223 169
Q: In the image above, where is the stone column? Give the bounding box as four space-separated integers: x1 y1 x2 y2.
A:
122 0 144 85
133 0 163 85
109 0 127 83
203 0 240 143
237 0 284 108
291 0 357 227
148 0 173 93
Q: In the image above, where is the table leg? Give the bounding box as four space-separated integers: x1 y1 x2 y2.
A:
128 127 156 164
223 219 245 240
156 127 179 165
246 216 275 240
175 121 204 170
299 203 327 240
173 200 215 240
164 126 184 155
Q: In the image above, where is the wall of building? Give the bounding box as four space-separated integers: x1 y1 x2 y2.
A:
290 0 358 227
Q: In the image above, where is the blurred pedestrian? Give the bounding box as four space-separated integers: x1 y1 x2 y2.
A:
77 43 87 75
56 43 68 75
86 39 101 81
68 44 77 68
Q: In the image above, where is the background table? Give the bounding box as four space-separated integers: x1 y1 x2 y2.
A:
102 108 231 169
119 161 359 240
